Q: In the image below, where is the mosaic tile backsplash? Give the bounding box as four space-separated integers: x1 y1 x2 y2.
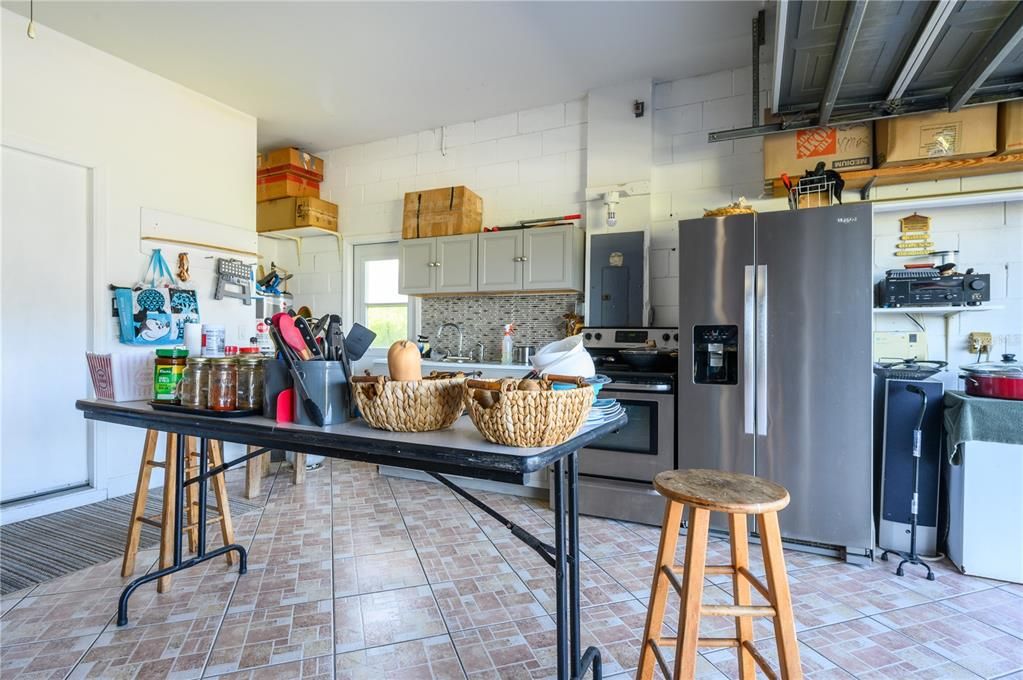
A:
421 293 583 361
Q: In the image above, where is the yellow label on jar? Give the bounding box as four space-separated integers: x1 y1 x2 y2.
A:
154 364 185 401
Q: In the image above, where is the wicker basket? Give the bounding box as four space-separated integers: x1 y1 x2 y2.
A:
352 374 465 432
463 376 594 447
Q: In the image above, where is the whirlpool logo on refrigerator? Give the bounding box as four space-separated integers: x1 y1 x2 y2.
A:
837 216 858 224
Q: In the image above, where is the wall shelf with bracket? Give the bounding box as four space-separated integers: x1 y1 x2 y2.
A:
257 226 341 264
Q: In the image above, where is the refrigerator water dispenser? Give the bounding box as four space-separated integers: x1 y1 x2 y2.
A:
693 325 738 384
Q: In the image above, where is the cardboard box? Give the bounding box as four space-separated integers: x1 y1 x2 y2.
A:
997 101 1023 156
763 123 873 180
402 186 483 239
875 105 997 167
257 196 338 232
256 171 320 202
257 147 324 181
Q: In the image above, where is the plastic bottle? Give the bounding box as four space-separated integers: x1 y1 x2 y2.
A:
501 323 515 365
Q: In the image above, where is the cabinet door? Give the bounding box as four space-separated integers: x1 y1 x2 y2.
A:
523 225 579 291
398 238 436 295
436 234 478 293
478 231 523 292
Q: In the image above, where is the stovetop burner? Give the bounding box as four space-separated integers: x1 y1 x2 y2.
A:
583 326 679 382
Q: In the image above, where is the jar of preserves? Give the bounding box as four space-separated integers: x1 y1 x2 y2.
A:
208 357 238 411
153 348 188 402
178 357 211 408
236 356 264 410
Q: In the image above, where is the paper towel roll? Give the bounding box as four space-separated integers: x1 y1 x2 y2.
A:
184 323 202 357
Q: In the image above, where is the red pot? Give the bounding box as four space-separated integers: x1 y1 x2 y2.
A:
961 354 1023 400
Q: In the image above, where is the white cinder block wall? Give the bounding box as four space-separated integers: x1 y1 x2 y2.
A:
648 65 775 326
261 99 589 312
263 62 1021 363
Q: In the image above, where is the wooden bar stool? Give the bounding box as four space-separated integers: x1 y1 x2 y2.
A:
122 430 236 592
637 469 802 680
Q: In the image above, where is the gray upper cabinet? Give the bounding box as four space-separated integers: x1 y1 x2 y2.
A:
401 225 583 296
435 234 478 293
478 231 523 292
398 238 436 295
523 225 583 291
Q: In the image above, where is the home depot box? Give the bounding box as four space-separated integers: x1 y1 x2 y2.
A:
257 196 338 232
875 105 997 167
257 147 324 181
256 171 321 202
997 101 1023 156
763 123 873 180
402 186 483 239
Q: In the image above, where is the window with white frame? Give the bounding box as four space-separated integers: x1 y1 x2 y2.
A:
353 242 416 350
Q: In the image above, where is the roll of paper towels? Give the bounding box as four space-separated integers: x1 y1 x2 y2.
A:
184 323 202 357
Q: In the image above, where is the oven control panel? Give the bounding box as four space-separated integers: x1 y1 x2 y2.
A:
581 327 679 351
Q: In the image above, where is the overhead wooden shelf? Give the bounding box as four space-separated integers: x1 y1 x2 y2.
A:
768 153 1023 199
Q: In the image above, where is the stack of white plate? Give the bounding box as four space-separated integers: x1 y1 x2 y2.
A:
585 398 625 425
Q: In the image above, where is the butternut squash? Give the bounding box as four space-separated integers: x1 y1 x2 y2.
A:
387 340 423 381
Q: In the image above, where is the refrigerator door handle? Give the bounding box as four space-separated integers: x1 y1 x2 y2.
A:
756 264 768 436
743 265 755 435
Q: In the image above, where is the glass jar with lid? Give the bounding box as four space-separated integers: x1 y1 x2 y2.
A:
208 357 238 411
236 355 265 410
178 356 211 408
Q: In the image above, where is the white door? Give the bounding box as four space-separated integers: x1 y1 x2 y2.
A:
523 225 573 290
1 146 92 503
435 234 478 294
478 231 523 292
398 238 436 295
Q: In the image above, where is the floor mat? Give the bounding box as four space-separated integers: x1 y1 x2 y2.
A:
0 488 264 594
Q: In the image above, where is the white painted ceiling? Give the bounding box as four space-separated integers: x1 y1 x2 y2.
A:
4 1 762 152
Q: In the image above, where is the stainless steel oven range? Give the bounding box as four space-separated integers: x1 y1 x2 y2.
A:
551 327 679 526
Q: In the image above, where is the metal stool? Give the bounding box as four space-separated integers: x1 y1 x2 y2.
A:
637 469 802 680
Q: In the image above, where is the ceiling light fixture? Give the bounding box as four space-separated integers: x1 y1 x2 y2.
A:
27 0 37 38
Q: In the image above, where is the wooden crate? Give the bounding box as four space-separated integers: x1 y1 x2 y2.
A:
402 186 482 239
257 196 338 232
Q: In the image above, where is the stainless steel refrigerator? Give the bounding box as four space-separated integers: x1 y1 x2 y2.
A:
677 203 874 560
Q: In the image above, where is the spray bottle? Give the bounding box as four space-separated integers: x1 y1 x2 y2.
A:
501 323 515 365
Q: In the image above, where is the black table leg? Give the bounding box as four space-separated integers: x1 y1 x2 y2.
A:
552 452 602 680
553 457 570 678
116 432 248 626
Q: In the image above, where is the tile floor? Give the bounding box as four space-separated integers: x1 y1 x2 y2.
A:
1 459 1021 679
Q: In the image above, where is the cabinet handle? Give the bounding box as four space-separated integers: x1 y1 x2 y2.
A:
520 257 528 262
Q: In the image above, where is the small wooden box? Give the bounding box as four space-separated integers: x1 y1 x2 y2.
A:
257 196 338 232
402 186 482 239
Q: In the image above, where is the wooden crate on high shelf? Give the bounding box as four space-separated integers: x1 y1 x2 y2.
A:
257 196 338 232
402 186 483 239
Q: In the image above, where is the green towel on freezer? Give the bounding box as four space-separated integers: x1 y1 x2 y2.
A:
944 390 1023 465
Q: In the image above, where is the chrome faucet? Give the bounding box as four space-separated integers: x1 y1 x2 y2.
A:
436 322 468 360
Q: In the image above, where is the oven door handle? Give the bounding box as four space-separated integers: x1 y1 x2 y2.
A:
743 264 755 435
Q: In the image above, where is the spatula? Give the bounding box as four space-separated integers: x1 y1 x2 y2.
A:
278 314 312 360
344 323 377 362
